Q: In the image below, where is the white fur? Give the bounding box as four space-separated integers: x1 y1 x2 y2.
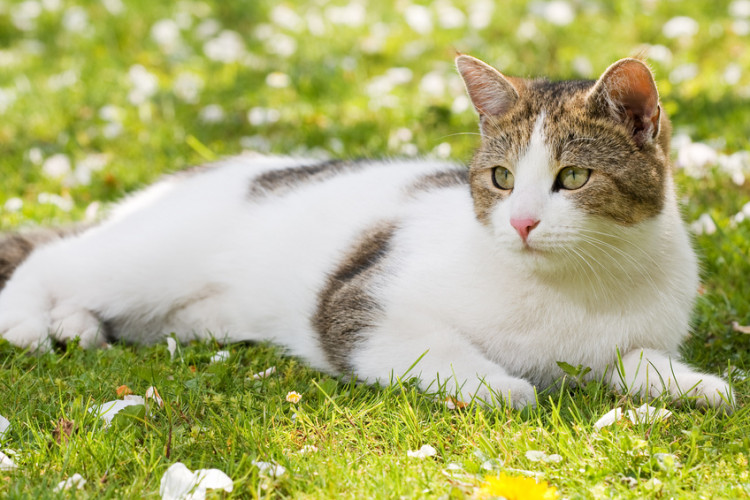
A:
0 141 733 409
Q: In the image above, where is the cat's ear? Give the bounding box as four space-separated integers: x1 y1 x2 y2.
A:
587 58 661 148
456 55 519 121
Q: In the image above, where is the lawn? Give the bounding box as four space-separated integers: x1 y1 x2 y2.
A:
1 0 750 498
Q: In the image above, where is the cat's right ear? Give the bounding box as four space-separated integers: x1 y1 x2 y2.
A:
456 55 519 125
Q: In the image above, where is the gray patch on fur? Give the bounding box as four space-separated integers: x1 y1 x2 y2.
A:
312 222 397 372
247 159 369 199
0 226 88 291
405 168 469 197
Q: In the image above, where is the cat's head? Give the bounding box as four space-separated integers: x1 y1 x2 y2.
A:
457 54 674 272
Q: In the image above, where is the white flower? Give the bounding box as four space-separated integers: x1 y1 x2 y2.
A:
407 444 437 459
264 33 297 58
195 19 221 40
732 19 750 35
203 30 245 63
42 0 61 11
166 337 177 360
325 2 366 27
173 72 204 104
0 415 9 440
433 142 451 159
47 69 78 91
271 5 303 32
160 462 233 500
63 6 89 32
533 0 575 26
42 153 72 179
252 460 286 477
676 141 717 173
74 153 108 186
299 445 318 454
436 2 466 29
468 0 494 30
248 107 280 126
128 65 159 105
151 19 182 51
662 16 699 38
669 63 699 84
572 56 593 77
0 451 17 471
199 104 225 124
37 192 74 212
646 44 673 65
3 197 23 213
691 213 717 236
420 71 446 96
11 1 42 31
54 473 87 492
102 0 124 15
210 350 230 363
730 0 750 18
89 395 145 427
724 64 742 85
404 4 433 34
266 72 290 89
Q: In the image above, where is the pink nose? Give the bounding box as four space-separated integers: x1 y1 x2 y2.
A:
510 217 540 243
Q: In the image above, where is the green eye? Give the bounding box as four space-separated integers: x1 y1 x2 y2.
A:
492 166 514 190
557 167 591 190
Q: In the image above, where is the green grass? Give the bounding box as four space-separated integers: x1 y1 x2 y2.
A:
1 0 750 498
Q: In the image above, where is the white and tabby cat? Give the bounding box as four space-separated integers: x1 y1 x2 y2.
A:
0 55 732 409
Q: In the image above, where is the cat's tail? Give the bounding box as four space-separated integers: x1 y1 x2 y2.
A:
0 225 89 291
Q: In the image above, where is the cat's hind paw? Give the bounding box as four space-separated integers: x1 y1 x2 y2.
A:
669 372 734 411
465 375 537 410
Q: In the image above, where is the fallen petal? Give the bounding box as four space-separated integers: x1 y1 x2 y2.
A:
732 322 750 334
407 444 437 459
146 387 164 407
210 350 230 363
116 385 133 397
167 337 177 360
0 415 9 440
252 366 276 380
298 445 318 454
160 462 234 500
54 473 87 492
90 398 145 426
594 408 623 430
545 454 563 463
0 451 17 471
626 404 672 424
252 460 286 478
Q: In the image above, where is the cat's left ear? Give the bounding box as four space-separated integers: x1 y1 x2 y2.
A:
587 58 661 148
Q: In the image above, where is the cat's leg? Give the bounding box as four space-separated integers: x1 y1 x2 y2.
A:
607 348 733 409
0 254 104 351
348 319 537 409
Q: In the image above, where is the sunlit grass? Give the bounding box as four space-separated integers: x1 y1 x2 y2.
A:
1 0 749 498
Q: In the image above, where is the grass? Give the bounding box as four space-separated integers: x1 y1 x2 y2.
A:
1 0 750 498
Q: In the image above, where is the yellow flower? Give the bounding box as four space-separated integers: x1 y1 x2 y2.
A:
477 473 559 500
285 391 302 404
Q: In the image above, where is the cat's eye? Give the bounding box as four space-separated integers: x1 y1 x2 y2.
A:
492 166 514 190
556 167 591 190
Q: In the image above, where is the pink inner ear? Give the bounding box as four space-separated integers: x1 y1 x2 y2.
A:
596 59 660 146
607 62 659 120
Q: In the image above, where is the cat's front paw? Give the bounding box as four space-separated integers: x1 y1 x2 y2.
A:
0 314 53 352
464 375 537 410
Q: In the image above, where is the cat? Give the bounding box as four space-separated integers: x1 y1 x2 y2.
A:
0 54 733 410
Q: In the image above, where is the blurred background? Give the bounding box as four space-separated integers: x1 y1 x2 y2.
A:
0 0 748 365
